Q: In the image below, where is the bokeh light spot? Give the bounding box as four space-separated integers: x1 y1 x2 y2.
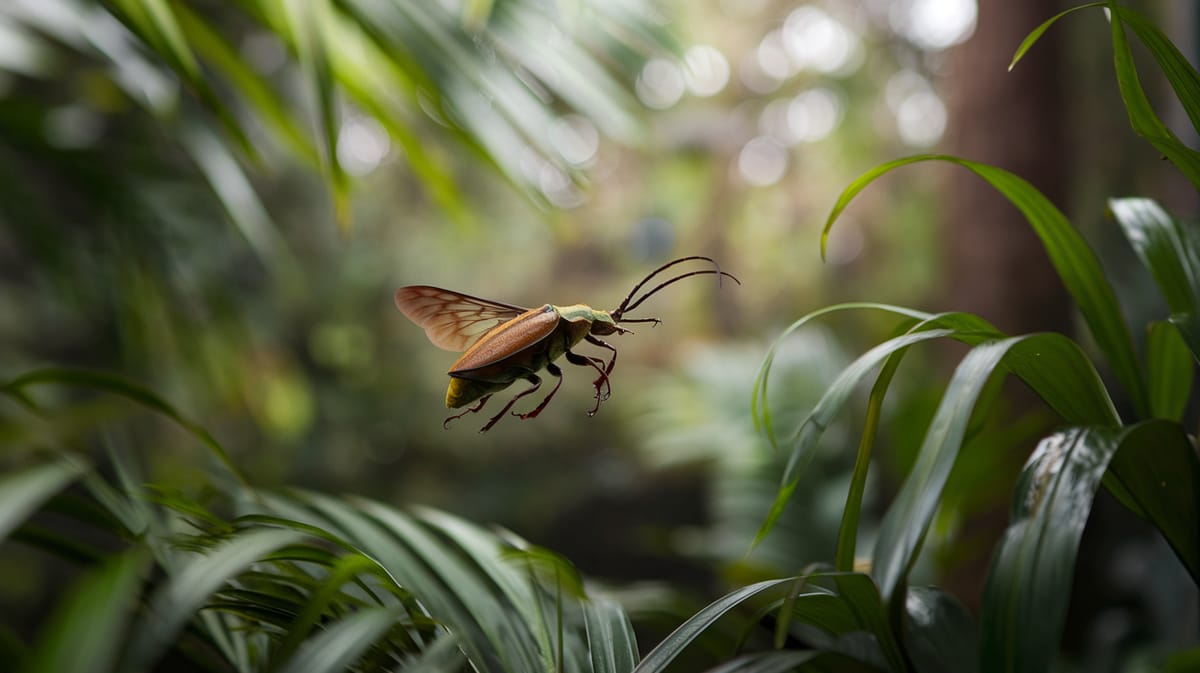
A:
683 45 730 97
737 137 788 186
636 58 685 109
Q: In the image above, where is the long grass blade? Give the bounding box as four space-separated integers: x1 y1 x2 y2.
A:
0 457 87 543
122 527 304 670
633 578 798 673
21 549 147 673
275 606 404 673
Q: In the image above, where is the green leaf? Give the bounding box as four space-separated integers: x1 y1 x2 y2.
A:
22 550 147 673
1111 5 1200 138
1110 197 1200 362
0 457 87 543
835 354 900 572
1145 321 1194 420
822 155 1149 417
1106 423 1200 582
1014 2 1200 188
702 651 820 673
980 422 1192 673
1105 2 1200 189
583 599 639 673
271 552 384 667
122 527 305 670
0 368 248 487
275 607 404 673
755 305 1119 548
752 302 935 450
281 0 350 230
872 339 1021 604
633 578 798 673
903 587 978 673
108 0 259 160
1009 3 1105 71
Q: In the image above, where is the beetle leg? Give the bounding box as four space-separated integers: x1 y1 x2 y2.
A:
514 363 564 420
566 351 610 414
443 394 492 429
480 374 542 432
584 334 618 375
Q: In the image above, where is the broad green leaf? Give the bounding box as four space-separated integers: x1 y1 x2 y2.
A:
1105 2 1200 189
1145 321 1194 420
584 599 638 673
821 155 1149 416
1106 423 1200 582
826 573 905 672
0 368 247 486
980 422 1190 673
873 338 1020 604
903 587 978 673
123 527 304 670
1014 3 1200 188
1111 197 1200 362
754 305 1118 547
22 550 147 673
1112 5 1200 137
0 457 87 543
276 607 403 673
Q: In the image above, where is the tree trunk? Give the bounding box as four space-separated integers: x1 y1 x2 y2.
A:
937 0 1071 611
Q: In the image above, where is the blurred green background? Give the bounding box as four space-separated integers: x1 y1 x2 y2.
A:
1 0 1193 661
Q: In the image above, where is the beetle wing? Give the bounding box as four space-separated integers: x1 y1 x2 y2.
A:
395 285 528 352
450 306 560 374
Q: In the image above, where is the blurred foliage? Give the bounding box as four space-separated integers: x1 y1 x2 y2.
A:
2 0 1197 671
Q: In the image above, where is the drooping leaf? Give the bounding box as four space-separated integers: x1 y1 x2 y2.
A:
820 155 1149 417
980 421 1194 673
1111 197 1200 362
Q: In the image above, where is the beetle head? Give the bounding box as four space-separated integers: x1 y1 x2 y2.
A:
609 256 740 326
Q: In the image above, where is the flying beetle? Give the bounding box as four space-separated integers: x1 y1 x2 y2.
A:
394 256 739 432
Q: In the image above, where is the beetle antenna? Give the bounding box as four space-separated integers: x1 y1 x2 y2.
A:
611 256 740 321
